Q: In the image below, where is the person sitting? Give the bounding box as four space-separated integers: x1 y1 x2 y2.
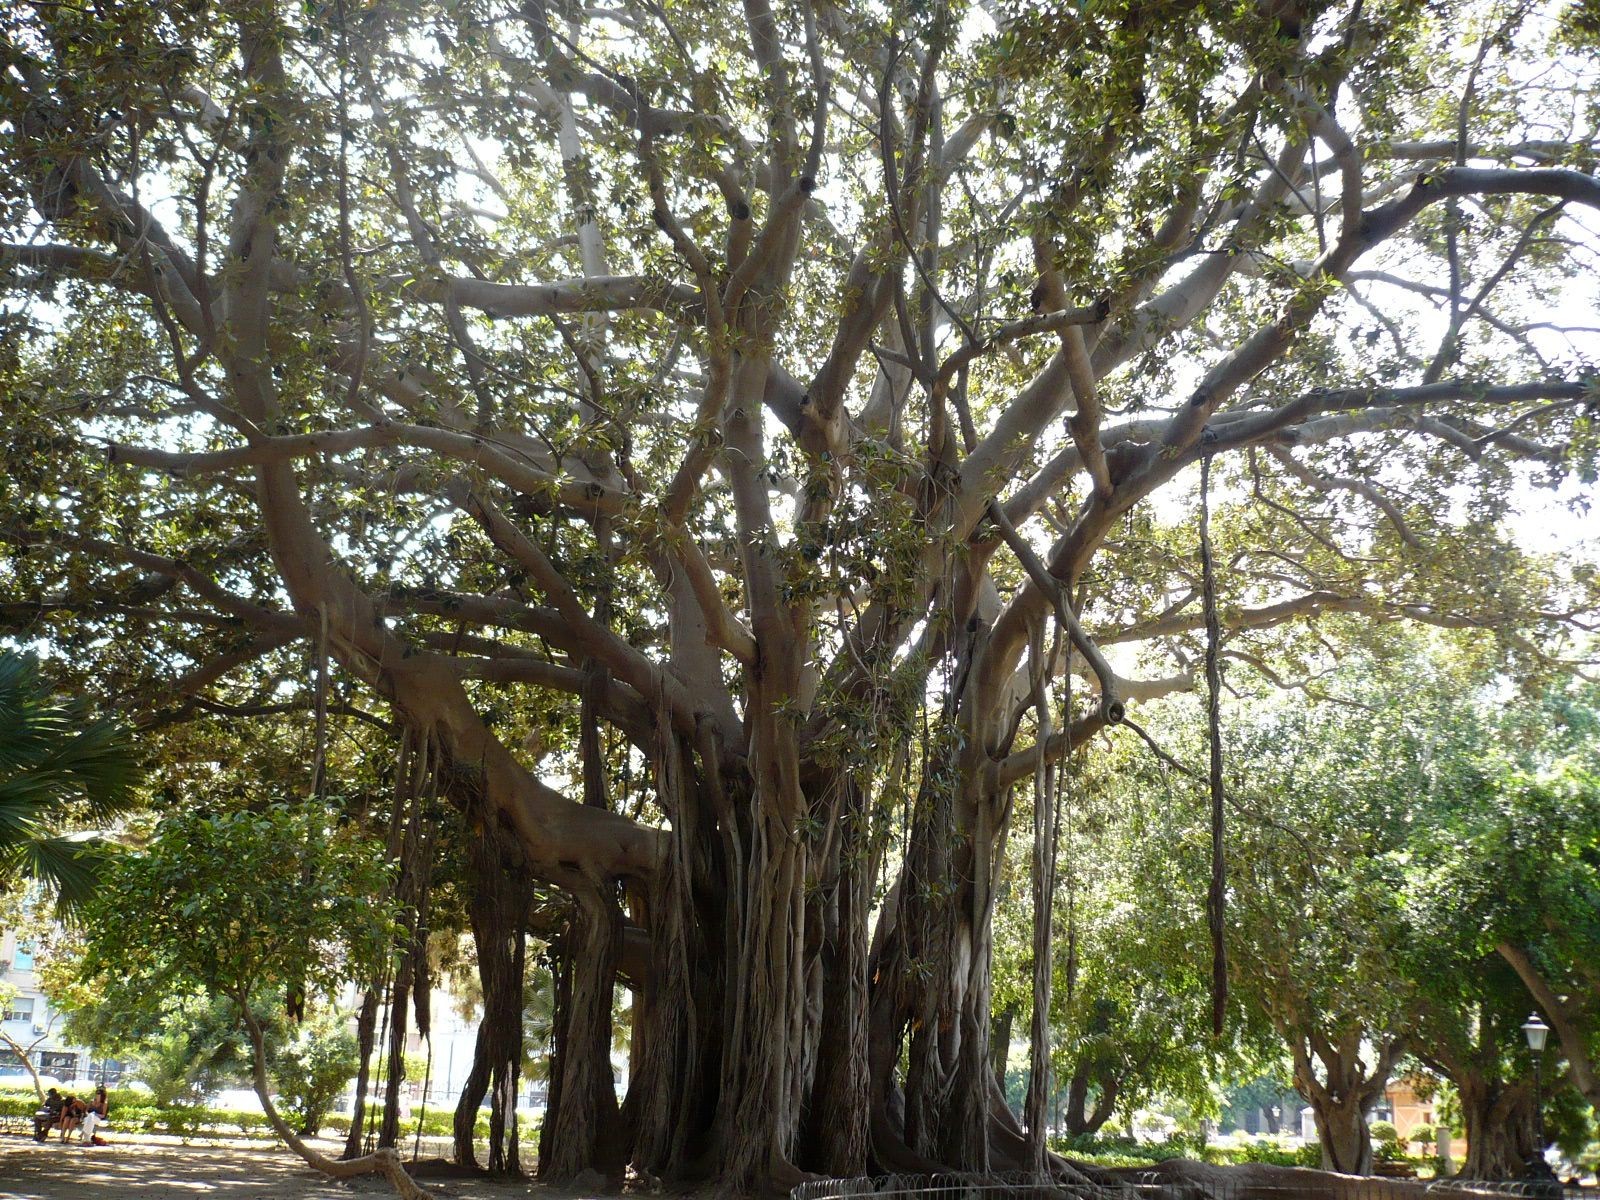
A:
79 1085 109 1146
57 1094 87 1140
32 1088 63 1142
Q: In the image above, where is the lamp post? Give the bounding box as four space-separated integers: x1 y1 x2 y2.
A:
1521 1013 1557 1188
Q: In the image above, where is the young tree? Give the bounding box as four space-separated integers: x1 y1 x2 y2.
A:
3 0 1598 1189
61 990 262 1107
0 981 58 1100
73 802 425 1197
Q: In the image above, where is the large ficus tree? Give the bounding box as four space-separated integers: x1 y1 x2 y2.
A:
2 0 1598 1190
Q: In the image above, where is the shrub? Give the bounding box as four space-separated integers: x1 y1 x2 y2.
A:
270 1013 359 1135
1370 1120 1399 1145
1050 1132 1216 1168
1229 1139 1303 1167
0 1083 540 1144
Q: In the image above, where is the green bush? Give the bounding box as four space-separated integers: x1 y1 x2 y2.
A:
327 1101 542 1144
270 1014 360 1135
1215 1139 1303 1167
1370 1120 1399 1145
1408 1123 1438 1147
1050 1132 1326 1171
0 1084 540 1144
1374 1140 1411 1164
1050 1132 1208 1168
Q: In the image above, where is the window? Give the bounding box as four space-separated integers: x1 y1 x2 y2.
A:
3 996 33 1023
43 1052 80 1077
11 943 32 971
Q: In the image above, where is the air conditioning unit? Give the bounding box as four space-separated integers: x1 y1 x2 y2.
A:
32 1024 47 1036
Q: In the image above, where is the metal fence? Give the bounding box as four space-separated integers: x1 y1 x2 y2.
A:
793 1172 1593 1200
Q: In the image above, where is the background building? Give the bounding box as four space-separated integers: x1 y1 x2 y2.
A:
0 928 117 1088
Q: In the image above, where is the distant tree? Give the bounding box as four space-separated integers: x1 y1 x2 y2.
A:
1222 1075 1303 1136
1401 681 1600 1150
0 979 58 1100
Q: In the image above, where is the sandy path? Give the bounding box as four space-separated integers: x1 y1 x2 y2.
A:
0 1137 556 1199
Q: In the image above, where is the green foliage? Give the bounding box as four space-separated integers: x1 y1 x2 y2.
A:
59 800 396 1116
1 0 1598 1178
266 1010 359 1135
111 994 257 1107
1043 629 1600 1170
1221 1074 1302 1134
0 1085 541 1142
1048 1131 1195 1168
1220 1139 1319 1169
1048 1131 1318 1169
75 800 396 1012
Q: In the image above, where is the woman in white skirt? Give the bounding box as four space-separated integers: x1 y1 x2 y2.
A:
80 1085 109 1146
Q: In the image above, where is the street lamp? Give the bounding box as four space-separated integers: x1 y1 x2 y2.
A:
1521 1013 1557 1187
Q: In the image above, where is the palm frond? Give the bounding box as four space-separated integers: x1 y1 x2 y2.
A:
0 833 116 918
0 650 142 905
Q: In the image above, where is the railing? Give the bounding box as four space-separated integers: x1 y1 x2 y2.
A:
794 1171 1591 1200
1425 1185 1590 1200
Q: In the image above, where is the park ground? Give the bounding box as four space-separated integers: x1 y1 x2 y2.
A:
0 1136 583 1199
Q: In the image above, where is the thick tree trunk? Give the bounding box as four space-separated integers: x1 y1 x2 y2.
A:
1290 1031 1401 1176
453 822 534 1173
991 1007 1017 1091
799 779 872 1176
624 734 714 1180
539 886 622 1182
867 747 1008 1174
713 811 810 1193
1064 1067 1090 1135
1312 1097 1373 1176
1062 1066 1119 1136
1025 636 1059 1171
1456 1072 1535 1180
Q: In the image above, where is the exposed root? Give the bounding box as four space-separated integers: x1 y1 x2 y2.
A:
1125 1158 1438 1200
242 1004 435 1200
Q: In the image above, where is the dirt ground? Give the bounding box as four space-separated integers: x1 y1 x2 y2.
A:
0 1136 567 1200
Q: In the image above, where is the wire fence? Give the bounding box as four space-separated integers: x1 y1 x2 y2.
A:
793 1171 1590 1200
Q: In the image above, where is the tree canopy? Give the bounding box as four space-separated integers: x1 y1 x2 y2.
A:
2 0 1599 1188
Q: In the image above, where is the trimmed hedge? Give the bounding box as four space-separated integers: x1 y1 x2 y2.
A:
1048 1132 1322 1169
0 1087 538 1143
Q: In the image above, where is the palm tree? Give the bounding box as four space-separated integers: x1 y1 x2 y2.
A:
0 650 141 910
